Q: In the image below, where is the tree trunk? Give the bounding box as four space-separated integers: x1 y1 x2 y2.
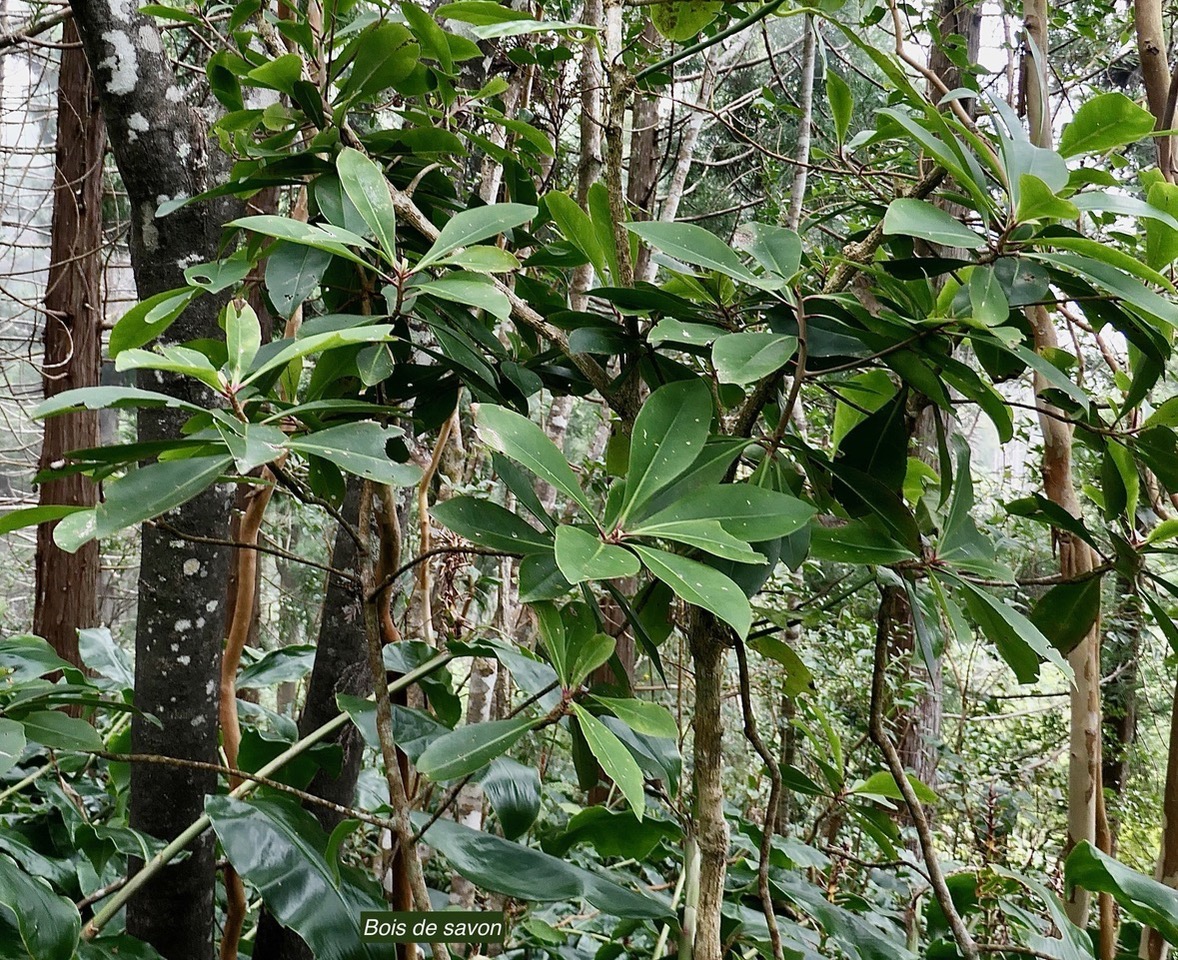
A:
70 4 241 954
1144 671 1178 960
687 608 728 960
253 483 372 960
34 18 105 669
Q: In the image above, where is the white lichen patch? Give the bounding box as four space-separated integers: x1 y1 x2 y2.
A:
182 558 201 576
205 599 219 612
177 655 191 666
140 203 159 252
99 31 138 96
174 618 192 633
166 85 184 103
138 24 161 53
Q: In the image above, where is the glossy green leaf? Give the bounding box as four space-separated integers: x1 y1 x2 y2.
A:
433 246 520 273
245 53 303 94
481 757 541 840
474 404 593 513
954 577 1071 683
572 704 646 820
650 0 721 40
108 287 200 357
1066 842 1178 944
1028 577 1101 655
546 191 607 280
631 483 814 540
567 632 615 687
712 332 797 385
336 147 397 258
620 378 713 523
20 711 104 752
32 385 204 419
548 807 679 860
433 496 552 555
631 544 751 638
237 645 317 689
417 203 537 270
1146 180 1178 269
95 455 232 540
114 345 225 391
417 716 535 780
968 266 1009 326
826 68 853 145
1015 174 1079 222
0 853 80 960
285 422 421 486
0 720 25 778
414 273 511 320
851 770 938 805
224 301 262 385
206 796 386 960
0 505 87 536
1057 92 1156 158
593 696 677 739
882 199 985 250
629 517 765 563
736 222 803 279
229 215 372 265
242 326 394 385
626 220 763 286
555 525 639 583
216 420 288 474
414 813 669 917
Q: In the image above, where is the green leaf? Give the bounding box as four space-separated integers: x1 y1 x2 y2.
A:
339 22 420 100
851 770 939 805
736 222 803 280
0 719 25 778
205 796 386 960
33 385 203 419
480 757 541 840
592 696 677 739
474 405 593 513
433 496 552 555
809 520 916 564
215 420 287 474
546 192 607 280
953 577 1071 683
1015 174 1079 222
555 525 640 583
626 220 765 286
631 483 815 540
237 645 316 689
20 711 104 752
414 813 670 918
1065 842 1178 945
229 215 372 266
433 246 520 273
401 0 453 74
749 636 814 697
629 518 765 563
648 320 724 347
548 807 680 861
413 273 511 320
1029 577 1102 656
1072 190 1178 231
417 203 537 270
0 853 81 960
242 326 395 385
572 704 646 820
631 544 751 638
826 68 853 145
0 505 87 536
336 147 397 258
968 266 1010 326
568 633 616 688
1146 180 1178 269
417 717 536 780
285 422 421 486
650 0 721 40
436 1 534 24
95 456 232 540
245 53 303 94
620 378 713 523
712 332 797 385
114 345 225 391
224 301 261 385
1057 93 1157 158
108 288 200 357
882 198 986 250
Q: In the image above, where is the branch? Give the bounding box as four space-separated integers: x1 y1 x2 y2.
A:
0 6 70 52
869 589 980 960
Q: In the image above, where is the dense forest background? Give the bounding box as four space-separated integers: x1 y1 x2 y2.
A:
1 0 1178 957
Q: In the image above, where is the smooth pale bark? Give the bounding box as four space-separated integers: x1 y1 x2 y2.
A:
1133 0 1174 178
1021 0 1106 933
687 609 728 960
34 18 105 669
69 2 241 955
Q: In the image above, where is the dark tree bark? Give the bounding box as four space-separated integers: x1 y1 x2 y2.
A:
34 18 105 669
68 4 239 956
253 483 372 960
